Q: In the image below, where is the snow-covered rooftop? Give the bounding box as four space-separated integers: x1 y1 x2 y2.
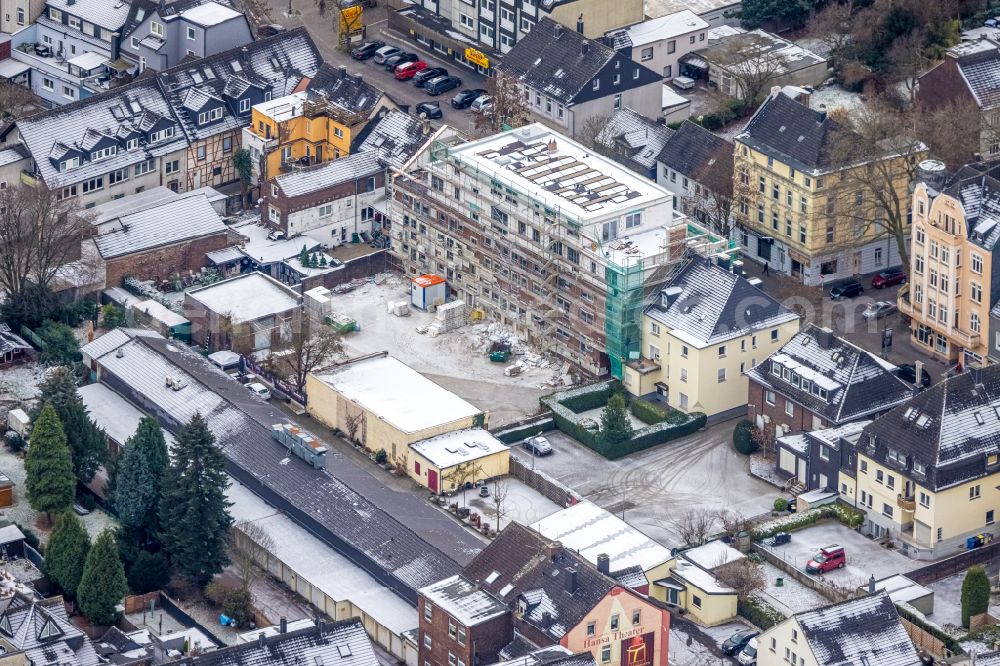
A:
869 575 932 606
180 1 242 26
682 539 744 570
418 575 509 627
313 355 481 434
134 299 188 327
621 10 707 47
410 429 508 469
232 221 327 265
530 500 673 572
186 273 301 322
670 559 734 595
252 91 307 122
78 382 176 448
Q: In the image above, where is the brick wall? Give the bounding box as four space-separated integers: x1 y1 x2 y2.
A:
746 378 828 435
104 232 232 287
418 596 513 666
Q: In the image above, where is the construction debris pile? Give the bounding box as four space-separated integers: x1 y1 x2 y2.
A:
470 323 578 388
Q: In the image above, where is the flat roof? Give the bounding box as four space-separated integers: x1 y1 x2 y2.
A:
181 1 242 26
252 91 307 122
313 355 480 434
67 51 108 71
869 574 932 605
624 10 708 46
644 0 741 19
418 575 508 627
682 539 744 570
530 500 673 572
187 273 300 322
449 123 674 222
410 429 508 469
133 299 189 327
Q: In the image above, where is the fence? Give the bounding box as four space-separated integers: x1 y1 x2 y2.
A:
900 618 949 657
124 591 161 614
906 540 1000 585
752 542 848 604
242 354 307 406
508 457 581 508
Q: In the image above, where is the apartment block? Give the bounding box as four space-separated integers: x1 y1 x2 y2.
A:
388 123 725 378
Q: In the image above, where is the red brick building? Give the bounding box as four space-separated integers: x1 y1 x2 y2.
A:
418 575 512 666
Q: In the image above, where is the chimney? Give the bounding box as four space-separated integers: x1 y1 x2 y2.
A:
770 85 781 98
542 611 553 626
576 14 584 34
554 23 564 39
257 632 266 649
581 41 590 55
338 65 348 78
816 327 835 349
868 575 876 594
546 138 557 153
596 554 610 575
279 617 287 634
565 568 578 594
545 541 562 560
914 360 924 389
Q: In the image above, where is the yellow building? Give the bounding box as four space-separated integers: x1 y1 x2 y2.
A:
842 363 1000 560
623 258 800 420
408 429 509 494
652 540 742 627
898 162 999 366
757 592 919 666
306 353 485 480
243 63 393 181
734 88 924 286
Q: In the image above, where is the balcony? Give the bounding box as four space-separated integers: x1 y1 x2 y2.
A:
897 285 915 317
897 494 916 511
950 327 981 350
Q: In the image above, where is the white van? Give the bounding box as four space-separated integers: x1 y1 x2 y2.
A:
244 382 272 401
672 76 696 90
737 638 758 665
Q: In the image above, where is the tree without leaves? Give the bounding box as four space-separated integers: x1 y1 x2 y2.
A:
45 510 91 599
714 558 766 599
670 508 715 547
915 97 983 170
25 404 75 521
475 72 530 134
491 478 509 533
0 82 40 122
264 319 343 392
809 0 855 61
77 529 128 627
229 520 276 594
711 33 791 105
576 114 613 151
160 413 233 587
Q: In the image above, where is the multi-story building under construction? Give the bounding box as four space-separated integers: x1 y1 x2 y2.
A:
388 123 728 377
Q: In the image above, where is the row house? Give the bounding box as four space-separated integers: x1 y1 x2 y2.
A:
0 0 44 33
898 161 1000 367
593 107 674 180
655 120 733 225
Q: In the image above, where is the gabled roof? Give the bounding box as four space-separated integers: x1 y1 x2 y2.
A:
947 39 1000 108
862 363 1000 491
605 9 708 50
746 324 914 425
353 110 428 170
645 258 799 347
500 17 660 105
656 120 734 188
792 592 921 666
594 107 674 174
306 63 385 120
94 193 228 259
937 162 1000 250
46 0 131 30
0 596 101 665
419 575 508 627
737 89 845 174
273 150 382 198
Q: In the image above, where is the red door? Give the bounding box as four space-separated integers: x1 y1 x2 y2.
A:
428 469 438 493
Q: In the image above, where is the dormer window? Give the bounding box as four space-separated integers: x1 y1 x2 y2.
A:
60 156 79 172
91 146 116 161
149 126 174 144
239 98 250 113
771 362 782 377
49 7 62 20
126 138 139 150
887 447 905 465
198 107 223 124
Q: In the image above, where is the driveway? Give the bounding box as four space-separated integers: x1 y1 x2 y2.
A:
513 419 781 546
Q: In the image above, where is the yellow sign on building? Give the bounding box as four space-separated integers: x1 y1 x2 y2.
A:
465 47 489 68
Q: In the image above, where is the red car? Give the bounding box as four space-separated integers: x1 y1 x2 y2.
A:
395 60 427 80
872 268 907 288
806 545 846 574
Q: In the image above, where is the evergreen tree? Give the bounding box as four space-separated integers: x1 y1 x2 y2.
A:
77 529 128 627
113 444 157 533
25 404 75 520
127 550 170 594
60 399 106 484
599 393 634 451
160 413 232 586
962 565 991 628
127 417 169 538
45 510 90 598
299 245 308 265
29 366 78 421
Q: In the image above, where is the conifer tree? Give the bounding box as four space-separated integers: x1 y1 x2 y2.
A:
45 510 90 598
77 529 128 626
113 444 157 533
600 393 634 450
25 404 75 520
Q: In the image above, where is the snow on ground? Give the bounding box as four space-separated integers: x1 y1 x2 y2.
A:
928 569 1000 632
669 621 747 666
461 478 561 531
757 560 831 615
808 85 864 115
749 453 786 488
0 364 50 404
574 406 646 431
329 275 569 389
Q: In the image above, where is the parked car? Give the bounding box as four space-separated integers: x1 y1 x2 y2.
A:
470 94 494 112
862 300 897 320
244 381 272 401
395 60 427 80
987 16 1000 27
415 102 442 119
830 279 864 300
872 267 907 289
722 629 759 656
426 75 462 96
351 40 385 60
737 638 758 666
414 67 448 88
672 76 696 90
806 545 846 574
522 436 553 456
372 45 402 64
451 88 487 108
384 52 418 71
897 363 931 388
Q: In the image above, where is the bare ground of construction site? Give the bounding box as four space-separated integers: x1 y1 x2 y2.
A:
329 274 564 426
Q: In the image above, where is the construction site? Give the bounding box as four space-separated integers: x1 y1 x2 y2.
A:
387 122 732 379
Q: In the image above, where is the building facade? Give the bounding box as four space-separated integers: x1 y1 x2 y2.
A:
604 9 708 80
655 120 733 225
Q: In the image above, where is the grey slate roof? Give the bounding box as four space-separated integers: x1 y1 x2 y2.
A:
418 575 508 627
46 0 132 30
94 193 228 258
950 40 1000 108
274 151 382 197
500 17 660 105
794 592 921 666
91 334 482 595
0 596 102 666
737 90 845 174
645 257 799 346
657 120 734 186
353 110 428 170
746 324 915 425
940 162 1000 250
594 107 674 174
862 363 1000 491
307 63 385 118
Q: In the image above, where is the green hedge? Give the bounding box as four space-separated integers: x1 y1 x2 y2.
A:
738 597 785 630
898 604 965 655
629 397 684 425
752 502 866 541
733 419 758 455
493 418 555 444
559 384 613 413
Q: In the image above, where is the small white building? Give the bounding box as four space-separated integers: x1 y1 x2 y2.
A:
408 428 510 494
644 0 742 28
606 10 709 80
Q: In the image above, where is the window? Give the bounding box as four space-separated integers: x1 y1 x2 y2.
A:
785 400 794 417
973 253 984 274
520 17 532 32
680 368 687 382
592 79 600 91
68 15 80 28
860 459 868 473
82 176 104 193
883 503 894 518
681 345 689 358
334 126 344 139
819 445 830 461
632 610 640 625
971 485 982 499
973 312 982 334
131 36 140 48
937 527 943 542
49 7 61 20
989 510 995 525
765 390 775 405
587 622 596 636
165 159 179 175
187 26 196 39
17 6 24 23
318 204 333 217
196 145 207 161
109 167 129 184
876 470 884 484
57 185 77 200
222 136 233 153
198 107 224 124
972 282 982 303
63 86 75 100
601 646 611 663
625 211 641 228
479 24 494 40
150 20 164 36
919 492 930 508
717 368 727 383
460 13 474 28
640 46 653 61
42 77 54 91
610 614 620 631
149 127 175 143
424 603 433 621
424 634 432 649
771 329 779 343
692 594 702 608
915 255 924 274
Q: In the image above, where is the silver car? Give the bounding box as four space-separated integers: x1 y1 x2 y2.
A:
523 436 553 456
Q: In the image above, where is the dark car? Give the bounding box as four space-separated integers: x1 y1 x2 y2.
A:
721 629 759 656
872 267 907 289
522 436 553 456
898 363 932 388
384 52 418 70
451 88 487 108
415 102 442 119
830 279 863 300
425 75 462 96
413 67 448 88
351 40 385 60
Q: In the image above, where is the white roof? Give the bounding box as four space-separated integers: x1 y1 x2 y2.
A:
208 350 241 367
418 575 508 627
77 382 175 448
90 186 181 226
275 151 381 197
682 539 744 570
133 299 188 327
0 60 29 79
870 575 932 605
252 91 307 122
79 328 164 360
186 273 300 322
313 355 480 434
624 10 708 46
644 0 740 19
670 559 734 594
46 0 132 30
232 221 327 265
410 429 508 469
227 481 417 635
531 500 673 572
67 51 108 71
661 85 690 109
0 525 25 545
180 1 242 26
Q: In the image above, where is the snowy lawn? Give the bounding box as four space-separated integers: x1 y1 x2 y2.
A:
928 569 1000 632
757 560 831 615
573 406 647 431
461 478 562 531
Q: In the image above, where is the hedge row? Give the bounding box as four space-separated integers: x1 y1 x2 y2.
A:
493 418 555 444
559 383 614 413
897 604 965 655
738 597 786 630
629 397 683 425
752 502 866 541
